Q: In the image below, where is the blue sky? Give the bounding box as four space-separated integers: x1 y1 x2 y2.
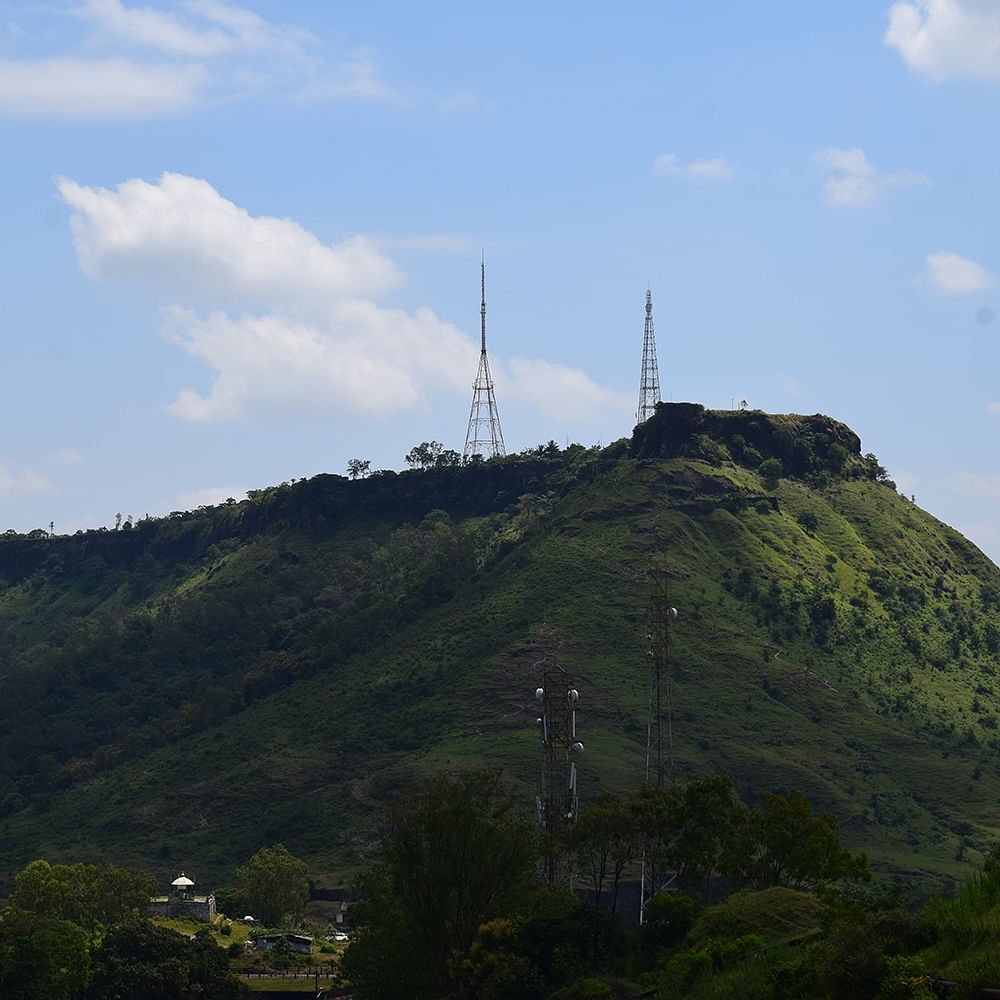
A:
3 1 1000 563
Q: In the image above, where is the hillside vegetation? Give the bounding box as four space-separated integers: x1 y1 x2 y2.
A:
2 402 999 892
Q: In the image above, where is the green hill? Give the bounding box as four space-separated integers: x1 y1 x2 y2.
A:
2 402 999 894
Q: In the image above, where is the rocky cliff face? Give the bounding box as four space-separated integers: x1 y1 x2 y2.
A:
631 402 862 477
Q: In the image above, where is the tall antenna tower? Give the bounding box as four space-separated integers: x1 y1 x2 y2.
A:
463 256 506 461
639 564 678 923
636 288 661 425
645 563 677 790
535 647 583 887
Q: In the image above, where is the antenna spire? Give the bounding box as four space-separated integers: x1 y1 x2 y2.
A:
636 287 661 424
464 255 506 460
480 252 487 353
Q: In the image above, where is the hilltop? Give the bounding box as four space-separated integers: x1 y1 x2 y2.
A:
2 402 1000 892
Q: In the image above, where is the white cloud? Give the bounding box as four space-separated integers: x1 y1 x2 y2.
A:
298 50 396 102
503 358 633 422
161 304 477 422
0 463 53 498
72 0 304 57
987 402 1000 417
0 57 206 117
653 154 736 180
56 173 398 306
925 250 994 293
50 450 85 466
814 147 929 206
175 485 249 509
0 2 396 117
59 171 628 426
885 0 1000 81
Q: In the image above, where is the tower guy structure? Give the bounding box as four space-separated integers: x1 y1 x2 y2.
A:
463 257 506 461
636 288 661 425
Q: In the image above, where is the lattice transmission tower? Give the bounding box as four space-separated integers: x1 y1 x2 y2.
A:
636 288 661 425
463 257 505 461
645 563 677 790
640 563 679 923
534 647 583 887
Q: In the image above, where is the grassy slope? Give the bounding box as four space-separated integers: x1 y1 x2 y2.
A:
2 412 1000 893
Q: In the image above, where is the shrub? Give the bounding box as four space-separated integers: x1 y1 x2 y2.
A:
797 511 819 533
759 458 783 488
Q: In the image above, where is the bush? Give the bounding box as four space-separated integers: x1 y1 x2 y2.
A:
797 511 819 534
759 458 783 488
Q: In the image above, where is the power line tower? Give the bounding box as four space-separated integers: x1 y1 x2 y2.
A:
463 256 506 461
534 647 583 887
636 288 661 425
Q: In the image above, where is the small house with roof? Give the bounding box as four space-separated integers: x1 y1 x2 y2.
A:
144 872 216 923
256 933 314 956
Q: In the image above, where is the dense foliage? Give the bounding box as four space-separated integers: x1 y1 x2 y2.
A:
342 769 540 998
234 842 309 925
339 767 1000 1000
2 404 1000 891
0 860 249 1000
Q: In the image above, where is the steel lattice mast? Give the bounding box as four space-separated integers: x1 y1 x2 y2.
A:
639 563 678 923
644 563 677 790
534 646 583 887
636 288 661 425
463 257 506 461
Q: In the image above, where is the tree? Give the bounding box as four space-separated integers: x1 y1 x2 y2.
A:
667 773 746 902
0 907 91 1000
569 792 642 962
734 790 869 890
9 859 157 933
347 458 371 480
342 769 538 999
85 919 249 1000
759 457 783 489
571 793 640 926
797 510 819 534
235 844 309 927
405 441 444 469
404 441 460 470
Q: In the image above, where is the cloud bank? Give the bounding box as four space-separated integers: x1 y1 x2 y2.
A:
59 173 622 427
57 173 397 306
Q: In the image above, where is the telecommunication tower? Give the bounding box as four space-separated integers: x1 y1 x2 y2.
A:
645 563 677 790
636 288 661 425
534 648 583 887
463 257 506 461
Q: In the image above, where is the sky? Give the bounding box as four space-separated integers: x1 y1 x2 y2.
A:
2 1 1000 563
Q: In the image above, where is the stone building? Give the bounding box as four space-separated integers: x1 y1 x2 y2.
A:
144 872 216 923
